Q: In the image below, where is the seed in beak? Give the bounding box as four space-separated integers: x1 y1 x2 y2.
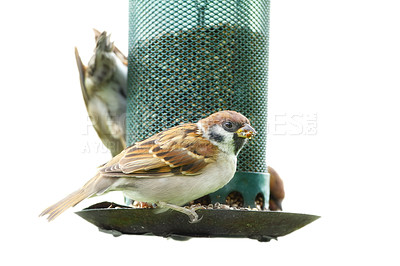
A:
236 124 257 139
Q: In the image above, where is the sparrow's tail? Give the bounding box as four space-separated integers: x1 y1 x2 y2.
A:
39 174 113 221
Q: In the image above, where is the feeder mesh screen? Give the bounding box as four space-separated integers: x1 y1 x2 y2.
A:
128 0 269 173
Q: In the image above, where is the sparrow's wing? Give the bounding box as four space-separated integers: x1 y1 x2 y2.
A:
100 124 218 177
112 45 128 66
74 47 89 107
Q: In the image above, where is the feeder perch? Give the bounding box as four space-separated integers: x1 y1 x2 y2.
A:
76 0 320 240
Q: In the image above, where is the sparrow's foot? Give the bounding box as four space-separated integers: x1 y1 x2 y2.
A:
156 202 202 223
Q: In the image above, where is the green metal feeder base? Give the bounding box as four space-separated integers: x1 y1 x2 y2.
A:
76 202 320 242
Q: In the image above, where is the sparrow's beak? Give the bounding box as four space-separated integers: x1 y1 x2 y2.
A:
236 124 257 139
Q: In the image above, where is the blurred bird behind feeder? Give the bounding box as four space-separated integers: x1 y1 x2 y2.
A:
75 29 128 157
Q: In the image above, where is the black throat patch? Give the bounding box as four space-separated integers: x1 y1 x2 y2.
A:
233 134 247 155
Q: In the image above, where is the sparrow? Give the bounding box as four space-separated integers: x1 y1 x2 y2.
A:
75 30 128 157
40 111 256 223
268 166 285 211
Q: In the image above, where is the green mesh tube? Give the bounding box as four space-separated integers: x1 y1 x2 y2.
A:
128 0 270 208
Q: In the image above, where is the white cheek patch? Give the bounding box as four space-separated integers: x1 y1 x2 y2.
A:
210 125 231 140
206 125 235 154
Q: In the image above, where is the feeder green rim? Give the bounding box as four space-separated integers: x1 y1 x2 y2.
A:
209 171 270 208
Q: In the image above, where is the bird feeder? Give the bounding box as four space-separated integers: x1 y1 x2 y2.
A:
127 0 270 208
77 0 320 240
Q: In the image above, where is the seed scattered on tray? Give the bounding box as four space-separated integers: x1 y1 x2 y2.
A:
129 201 264 211
226 191 244 207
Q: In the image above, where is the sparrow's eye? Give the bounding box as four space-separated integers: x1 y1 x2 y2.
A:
222 121 238 132
224 121 233 129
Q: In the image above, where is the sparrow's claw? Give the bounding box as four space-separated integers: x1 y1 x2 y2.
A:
187 206 204 223
157 202 202 223
189 213 203 224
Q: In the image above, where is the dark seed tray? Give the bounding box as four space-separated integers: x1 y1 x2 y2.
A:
76 202 319 241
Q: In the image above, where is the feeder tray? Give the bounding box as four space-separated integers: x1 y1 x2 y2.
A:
76 202 320 242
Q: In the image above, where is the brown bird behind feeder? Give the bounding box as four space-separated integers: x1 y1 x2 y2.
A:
268 166 285 211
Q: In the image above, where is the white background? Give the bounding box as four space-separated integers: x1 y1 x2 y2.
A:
1 0 399 265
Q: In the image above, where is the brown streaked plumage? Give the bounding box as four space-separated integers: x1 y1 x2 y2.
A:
101 123 218 176
40 111 256 222
268 166 285 211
